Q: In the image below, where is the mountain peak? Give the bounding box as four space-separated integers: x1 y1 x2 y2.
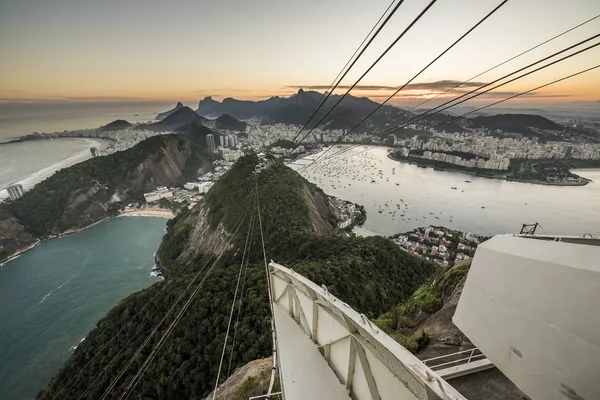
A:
200 96 218 102
156 102 185 121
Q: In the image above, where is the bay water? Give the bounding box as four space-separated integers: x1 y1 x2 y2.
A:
291 146 600 237
0 217 165 400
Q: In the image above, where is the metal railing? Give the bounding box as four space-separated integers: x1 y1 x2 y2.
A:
248 392 283 400
423 348 486 371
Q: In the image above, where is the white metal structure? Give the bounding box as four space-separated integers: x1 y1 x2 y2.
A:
269 261 466 400
453 234 600 400
422 348 493 379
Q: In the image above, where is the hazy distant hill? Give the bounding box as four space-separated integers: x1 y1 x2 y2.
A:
145 107 209 131
156 102 184 120
215 114 249 132
99 119 132 132
265 104 314 126
468 114 563 134
321 106 364 130
197 89 413 131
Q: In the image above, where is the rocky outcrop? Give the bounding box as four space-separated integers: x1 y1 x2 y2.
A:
202 357 274 400
0 218 38 262
414 260 474 360
132 141 191 188
184 207 231 260
303 184 335 235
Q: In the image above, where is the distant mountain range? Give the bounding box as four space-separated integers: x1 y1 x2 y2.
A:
197 89 413 131
98 92 596 144
194 89 593 141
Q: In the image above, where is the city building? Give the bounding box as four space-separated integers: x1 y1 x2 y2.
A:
90 147 98 157
198 182 214 194
143 186 173 203
228 134 236 148
564 145 574 158
206 134 216 152
6 184 25 200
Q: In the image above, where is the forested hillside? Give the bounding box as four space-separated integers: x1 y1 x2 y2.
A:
38 154 438 399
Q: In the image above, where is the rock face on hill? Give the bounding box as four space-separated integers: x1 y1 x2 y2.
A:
374 259 474 356
0 135 213 262
0 217 38 262
202 357 276 400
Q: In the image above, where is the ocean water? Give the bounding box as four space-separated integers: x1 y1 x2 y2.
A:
291 146 600 237
0 101 175 194
0 138 98 190
0 102 175 142
0 217 165 400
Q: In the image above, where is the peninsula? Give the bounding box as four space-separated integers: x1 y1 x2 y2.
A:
388 150 596 186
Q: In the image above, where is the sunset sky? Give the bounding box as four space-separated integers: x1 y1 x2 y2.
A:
1 0 599 106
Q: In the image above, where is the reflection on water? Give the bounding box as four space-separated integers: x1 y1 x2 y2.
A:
291 146 600 237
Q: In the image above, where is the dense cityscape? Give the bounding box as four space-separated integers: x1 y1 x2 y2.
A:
17 110 599 169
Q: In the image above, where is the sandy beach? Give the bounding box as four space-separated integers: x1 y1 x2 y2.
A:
0 138 109 199
20 138 109 189
118 208 175 219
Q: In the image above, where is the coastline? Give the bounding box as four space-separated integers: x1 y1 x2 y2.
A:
1 209 173 266
0 138 110 198
0 240 41 266
0 217 112 266
387 153 592 187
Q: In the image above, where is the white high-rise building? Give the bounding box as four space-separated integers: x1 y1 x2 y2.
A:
206 134 216 152
227 135 236 148
7 184 24 200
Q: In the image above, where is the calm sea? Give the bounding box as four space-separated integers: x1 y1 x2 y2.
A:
0 217 165 400
0 102 175 142
291 146 600 237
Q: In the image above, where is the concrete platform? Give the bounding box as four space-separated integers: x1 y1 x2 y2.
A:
273 302 350 400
